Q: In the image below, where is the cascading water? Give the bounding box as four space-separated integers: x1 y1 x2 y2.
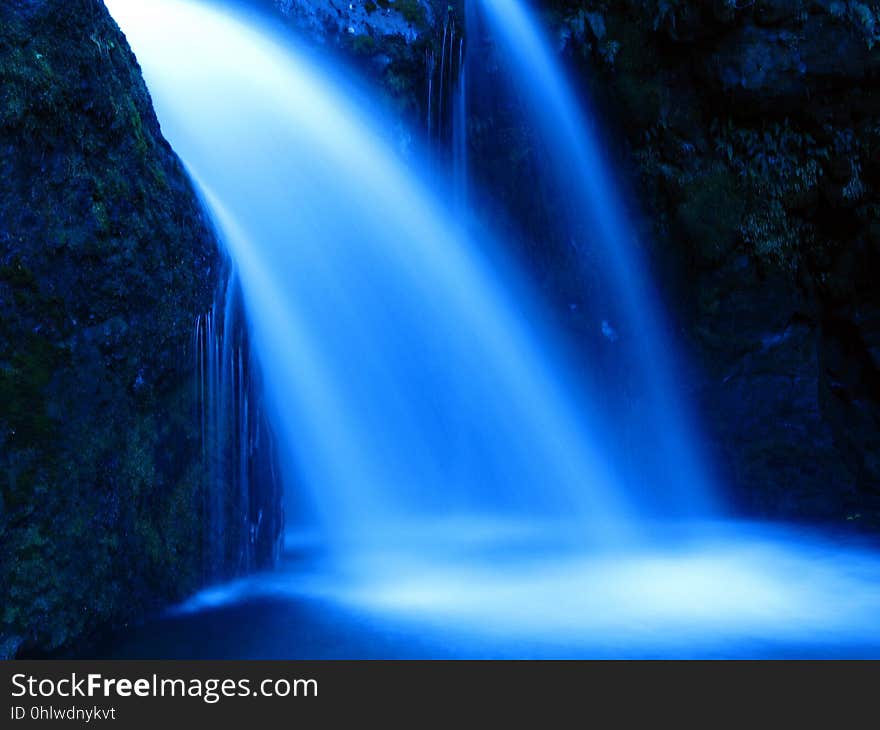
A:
108 0 638 544
452 34 468 211
461 0 716 516
103 0 880 658
193 269 284 579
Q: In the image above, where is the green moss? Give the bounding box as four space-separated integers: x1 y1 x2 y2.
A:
128 98 150 158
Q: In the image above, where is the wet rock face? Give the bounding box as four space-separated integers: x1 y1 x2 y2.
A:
261 0 433 109
256 0 456 141
534 0 880 524
270 0 428 44
0 0 239 656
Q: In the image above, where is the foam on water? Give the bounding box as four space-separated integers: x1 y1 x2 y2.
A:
166 520 880 657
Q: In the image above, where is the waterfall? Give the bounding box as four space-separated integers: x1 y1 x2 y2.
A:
466 0 717 516
438 17 448 132
424 47 434 138
193 266 284 580
108 0 650 551
428 8 466 157
103 0 880 658
452 35 468 211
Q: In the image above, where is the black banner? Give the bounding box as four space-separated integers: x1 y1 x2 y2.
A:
1 661 877 725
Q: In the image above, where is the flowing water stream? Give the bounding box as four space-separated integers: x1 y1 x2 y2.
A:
102 0 880 658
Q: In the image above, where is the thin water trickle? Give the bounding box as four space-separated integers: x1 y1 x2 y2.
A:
102 0 880 657
452 36 468 212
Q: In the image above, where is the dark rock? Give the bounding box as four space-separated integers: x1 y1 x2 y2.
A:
539 0 880 527
706 16 880 110
673 165 746 268
654 2 717 43
755 0 805 26
693 260 856 518
819 311 880 493
0 0 279 656
868 222 880 250
711 0 739 25
585 12 606 42
257 0 447 135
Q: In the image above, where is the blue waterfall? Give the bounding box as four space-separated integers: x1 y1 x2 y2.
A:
102 0 880 658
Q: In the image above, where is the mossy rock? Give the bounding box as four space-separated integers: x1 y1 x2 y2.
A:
0 0 220 655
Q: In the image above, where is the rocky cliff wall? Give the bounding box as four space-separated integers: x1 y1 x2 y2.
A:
0 0 281 657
